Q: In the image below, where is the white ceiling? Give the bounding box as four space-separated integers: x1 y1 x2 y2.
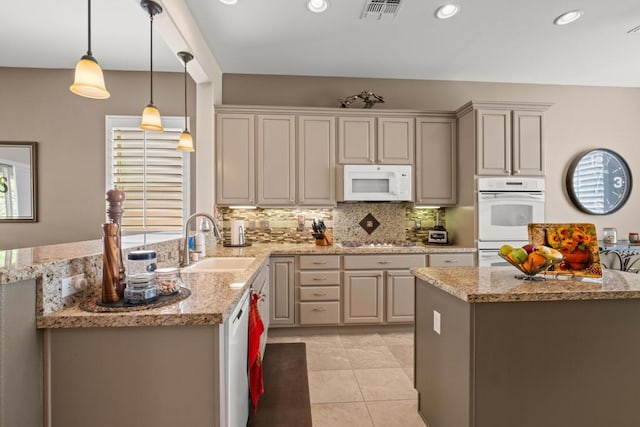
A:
3 0 640 87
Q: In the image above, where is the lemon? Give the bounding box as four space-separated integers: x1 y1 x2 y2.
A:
499 244 514 256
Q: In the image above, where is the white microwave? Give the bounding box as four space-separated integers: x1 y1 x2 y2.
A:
342 165 412 201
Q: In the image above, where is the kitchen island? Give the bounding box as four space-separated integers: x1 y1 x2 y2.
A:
412 266 640 427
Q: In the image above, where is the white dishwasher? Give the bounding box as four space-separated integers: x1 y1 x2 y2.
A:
225 289 250 427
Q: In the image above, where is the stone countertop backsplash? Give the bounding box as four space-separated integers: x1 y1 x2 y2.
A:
413 266 640 303
1 234 474 329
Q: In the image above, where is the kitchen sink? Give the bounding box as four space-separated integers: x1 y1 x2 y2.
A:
181 257 256 272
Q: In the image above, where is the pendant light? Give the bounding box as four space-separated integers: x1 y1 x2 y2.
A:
140 0 163 132
176 51 195 152
70 0 110 99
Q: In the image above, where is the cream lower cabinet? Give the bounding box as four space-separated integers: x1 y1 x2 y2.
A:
343 254 426 324
270 257 295 326
429 253 475 267
298 255 341 325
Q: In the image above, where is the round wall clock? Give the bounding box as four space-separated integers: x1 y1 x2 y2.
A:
566 148 633 215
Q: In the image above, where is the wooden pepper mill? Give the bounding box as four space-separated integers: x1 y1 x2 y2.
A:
102 222 121 303
106 188 126 293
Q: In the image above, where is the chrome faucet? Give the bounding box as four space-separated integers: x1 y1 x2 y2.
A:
182 212 222 267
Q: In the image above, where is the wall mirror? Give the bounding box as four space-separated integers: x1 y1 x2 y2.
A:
0 142 38 222
566 148 632 215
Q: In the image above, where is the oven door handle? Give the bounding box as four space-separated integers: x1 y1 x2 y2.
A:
480 192 544 200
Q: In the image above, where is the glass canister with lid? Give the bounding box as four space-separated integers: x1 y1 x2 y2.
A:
155 267 183 295
124 250 158 304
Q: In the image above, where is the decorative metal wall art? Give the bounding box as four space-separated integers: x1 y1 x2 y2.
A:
338 91 385 108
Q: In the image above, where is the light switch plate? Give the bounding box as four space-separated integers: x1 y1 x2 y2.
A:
433 310 441 335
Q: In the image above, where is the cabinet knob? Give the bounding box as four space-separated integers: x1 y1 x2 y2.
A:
514 169 520 175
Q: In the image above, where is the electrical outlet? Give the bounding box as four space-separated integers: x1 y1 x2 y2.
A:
62 273 87 298
433 310 441 335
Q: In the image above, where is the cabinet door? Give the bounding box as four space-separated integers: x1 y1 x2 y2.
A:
298 115 336 206
386 270 415 323
512 110 544 176
476 109 511 176
216 113 255 205
377 117 415 164
257 115 296 205
270 257 295 326
337 116 375 164
415 117 457 205
343 271 384 324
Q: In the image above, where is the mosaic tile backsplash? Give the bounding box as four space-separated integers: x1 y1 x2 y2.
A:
220 204 446 244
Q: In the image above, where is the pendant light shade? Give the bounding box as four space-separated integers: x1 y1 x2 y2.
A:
70 0 110 99
177 51 195 152
140 0 163 132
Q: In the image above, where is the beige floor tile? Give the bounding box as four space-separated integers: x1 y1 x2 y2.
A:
340 333 386 348
388 345 414 367
403 366 414 383
266 335 301 344
346 346 400 369
312 402 374 427
354 368 417 401
307 343 352 371
366 400 426 427
302 334 344 347
308 370 364 404
379 331 414 346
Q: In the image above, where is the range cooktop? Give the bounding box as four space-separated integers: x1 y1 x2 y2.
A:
339 240 417 248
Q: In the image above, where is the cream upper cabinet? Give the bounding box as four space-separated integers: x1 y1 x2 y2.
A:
298 115 336 206
415 116 457 205
216 113 255 205
256 114 296 206
377 117 415 164
470 104 548 176
337 116 414 165
337 116 375 164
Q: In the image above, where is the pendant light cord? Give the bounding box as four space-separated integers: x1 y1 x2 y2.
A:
183 59 188 131
87 0 93 56
149 13 154 105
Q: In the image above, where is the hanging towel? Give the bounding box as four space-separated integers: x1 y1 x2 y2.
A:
248 291 265 411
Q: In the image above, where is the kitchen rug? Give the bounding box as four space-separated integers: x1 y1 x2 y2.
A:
247 342 312 427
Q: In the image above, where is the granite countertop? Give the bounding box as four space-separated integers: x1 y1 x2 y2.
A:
1 237 475 329
412 266 640 303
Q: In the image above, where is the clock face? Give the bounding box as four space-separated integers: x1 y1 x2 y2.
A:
566 149 633 215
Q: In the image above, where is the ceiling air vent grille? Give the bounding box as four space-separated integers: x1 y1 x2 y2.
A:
361 0 403 20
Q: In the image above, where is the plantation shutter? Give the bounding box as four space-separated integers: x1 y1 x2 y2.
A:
107 116 189 232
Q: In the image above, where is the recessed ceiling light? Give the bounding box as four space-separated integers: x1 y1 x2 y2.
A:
307 0 328 13
553 9 583 25
435 4 460 19
219 0 238 5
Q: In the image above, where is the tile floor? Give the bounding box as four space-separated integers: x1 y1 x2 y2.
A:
267 327 426 427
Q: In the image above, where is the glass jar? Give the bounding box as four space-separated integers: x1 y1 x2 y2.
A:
124 282 158 304
126 250 157 287
603 228 617 246
155 267 183 295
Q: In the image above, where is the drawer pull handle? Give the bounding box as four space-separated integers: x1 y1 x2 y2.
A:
313 292 327 296
378 261 391 264
313 307 328 311
313 261 327 265
313 276 327 281
444 260 458 263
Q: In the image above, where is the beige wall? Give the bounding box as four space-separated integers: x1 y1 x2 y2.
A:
223 74 640 241
0 67 196 250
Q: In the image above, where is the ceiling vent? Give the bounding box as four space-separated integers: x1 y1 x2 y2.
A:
361 0 403 20
627 24 640 34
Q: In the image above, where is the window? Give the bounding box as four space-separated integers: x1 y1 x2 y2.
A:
106 116 190 232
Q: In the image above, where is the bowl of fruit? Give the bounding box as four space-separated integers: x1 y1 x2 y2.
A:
499 244 564 280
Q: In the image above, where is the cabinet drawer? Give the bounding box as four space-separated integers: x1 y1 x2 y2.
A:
429 253 475 267
299 271 341 286
299 286 340 301
299 255 341 270
299 302 340 325
343 254 426 270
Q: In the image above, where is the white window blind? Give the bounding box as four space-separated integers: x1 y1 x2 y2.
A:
106 116 190 232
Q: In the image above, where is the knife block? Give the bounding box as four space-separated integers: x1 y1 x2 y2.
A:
313 230 333 246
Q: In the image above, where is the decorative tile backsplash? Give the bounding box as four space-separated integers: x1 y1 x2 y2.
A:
220 204 446 244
